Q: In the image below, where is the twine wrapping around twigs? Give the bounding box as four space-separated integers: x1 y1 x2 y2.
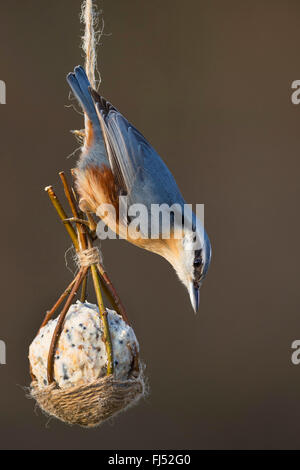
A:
30 373 146 428
76 247 101 268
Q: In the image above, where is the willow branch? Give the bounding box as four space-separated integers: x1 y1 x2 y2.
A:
59 172 87 251
80 275 88 303
45 186 79 251
90 264 114 375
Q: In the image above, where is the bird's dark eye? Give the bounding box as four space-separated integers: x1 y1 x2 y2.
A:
194 259 203 267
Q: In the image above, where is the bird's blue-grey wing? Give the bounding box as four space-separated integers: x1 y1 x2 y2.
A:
90 90 185 208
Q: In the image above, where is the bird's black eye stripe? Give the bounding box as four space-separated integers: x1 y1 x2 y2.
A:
194 250 203 269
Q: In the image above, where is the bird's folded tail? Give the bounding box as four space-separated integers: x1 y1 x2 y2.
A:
67 66 102 146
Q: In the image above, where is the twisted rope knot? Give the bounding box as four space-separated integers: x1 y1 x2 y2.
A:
77 247 100 267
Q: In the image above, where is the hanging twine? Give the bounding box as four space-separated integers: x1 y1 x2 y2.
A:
82 0 97 90
81 0 103 135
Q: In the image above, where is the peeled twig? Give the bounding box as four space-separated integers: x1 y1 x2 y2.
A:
59 171 87 251
91 264 114 375
80 275 88 303
45 186 79 251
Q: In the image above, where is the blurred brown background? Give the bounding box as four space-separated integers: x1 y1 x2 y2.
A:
0 0 299 450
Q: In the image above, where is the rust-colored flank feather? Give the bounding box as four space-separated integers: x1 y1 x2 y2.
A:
76 164 120 217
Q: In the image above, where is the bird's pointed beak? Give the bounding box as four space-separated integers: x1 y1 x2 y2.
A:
189 282 200 313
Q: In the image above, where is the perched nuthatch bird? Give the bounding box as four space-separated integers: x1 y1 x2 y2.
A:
67 66 211 312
